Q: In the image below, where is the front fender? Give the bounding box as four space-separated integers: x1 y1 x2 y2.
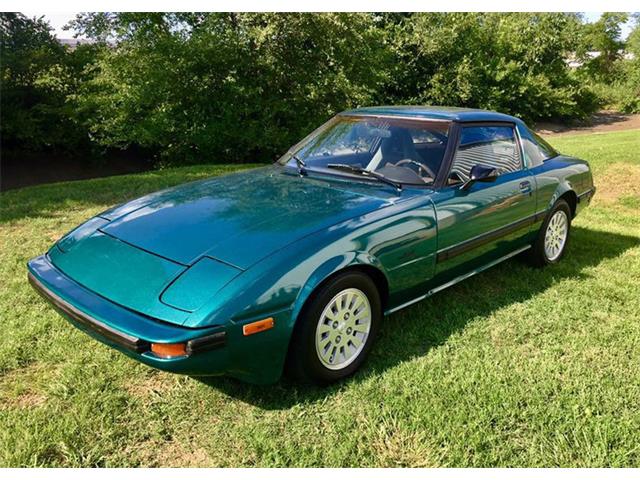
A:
290 251 388 326
175 237 393 384
181 194 436 382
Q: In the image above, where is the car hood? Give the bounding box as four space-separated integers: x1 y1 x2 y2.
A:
98 166 396 269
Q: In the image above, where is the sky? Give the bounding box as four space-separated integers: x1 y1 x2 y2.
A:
19 11 637 40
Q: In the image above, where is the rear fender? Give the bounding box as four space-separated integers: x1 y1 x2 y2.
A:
530 156 590 218
549 180 577 211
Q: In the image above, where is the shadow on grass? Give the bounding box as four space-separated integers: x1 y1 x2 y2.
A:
197 225 639 409
0 164 260 223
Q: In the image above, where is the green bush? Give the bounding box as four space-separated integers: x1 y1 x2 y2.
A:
578 59 640 114
383 13 596 124
612 61 640 113
573 13 640 115
71 13 389 164
616 16 640 114
5 12 635 165
70 12 602 164
0 13 98 153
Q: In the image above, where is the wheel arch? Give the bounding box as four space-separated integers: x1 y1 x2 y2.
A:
290 256 390 330
328 264 389 311
558 190 578 218
548 181 578 219
283 257 389 379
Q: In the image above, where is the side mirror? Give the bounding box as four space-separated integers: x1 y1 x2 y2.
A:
460 164 499 190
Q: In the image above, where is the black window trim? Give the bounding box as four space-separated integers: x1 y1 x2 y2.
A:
513 123 528 169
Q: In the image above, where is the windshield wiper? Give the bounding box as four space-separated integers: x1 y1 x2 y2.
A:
291 154 307 176
326 164 402 191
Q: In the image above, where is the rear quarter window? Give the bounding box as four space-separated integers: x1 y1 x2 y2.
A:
518 125 558 167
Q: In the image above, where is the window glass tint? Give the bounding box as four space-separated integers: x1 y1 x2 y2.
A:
518 126 558 166
450 126 521 183
297 120 379 159
409 128 446 145
531 130 557 158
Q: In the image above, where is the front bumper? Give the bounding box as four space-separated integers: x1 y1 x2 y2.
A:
27 255 246 378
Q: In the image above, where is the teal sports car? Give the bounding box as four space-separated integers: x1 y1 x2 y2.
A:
28 106 595 385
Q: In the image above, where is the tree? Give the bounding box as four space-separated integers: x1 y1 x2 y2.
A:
626 13 640 57
2 12 610 164
580 12 629 80
0 13 97 152
382 13 594 122
616 13 640 113
72 13 390 164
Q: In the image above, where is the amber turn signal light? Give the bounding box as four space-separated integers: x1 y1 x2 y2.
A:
151 342 187 358
242 317 275 336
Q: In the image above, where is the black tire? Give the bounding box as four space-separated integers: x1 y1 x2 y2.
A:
528 199 572 267
286 271 382 385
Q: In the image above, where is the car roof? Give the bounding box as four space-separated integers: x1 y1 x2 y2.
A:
341 106 522 124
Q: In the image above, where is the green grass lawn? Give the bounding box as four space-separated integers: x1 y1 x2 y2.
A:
1 130 639 467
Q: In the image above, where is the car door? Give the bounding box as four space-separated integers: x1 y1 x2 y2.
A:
429 123 537 283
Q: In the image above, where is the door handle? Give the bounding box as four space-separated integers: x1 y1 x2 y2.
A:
519 181 532 195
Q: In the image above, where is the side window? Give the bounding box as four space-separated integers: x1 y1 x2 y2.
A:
449 126 521 183
518 125 558 167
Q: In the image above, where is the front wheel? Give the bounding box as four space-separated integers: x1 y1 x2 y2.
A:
286 272 382 385
528 199 572 267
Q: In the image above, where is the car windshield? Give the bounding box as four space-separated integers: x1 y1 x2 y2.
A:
279 116 451 186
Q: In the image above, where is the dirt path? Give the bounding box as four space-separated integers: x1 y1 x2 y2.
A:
536 111 640 137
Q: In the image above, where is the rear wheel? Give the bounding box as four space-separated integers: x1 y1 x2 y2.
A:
286 272 381 385
528 199 572 267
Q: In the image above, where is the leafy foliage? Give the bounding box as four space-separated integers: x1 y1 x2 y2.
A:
578 12 629 80
71 13 389 164
612 15 640 114
383 13 596 123
2 12 637 163
0 13 98 152
601 60 640 114
574 12 640 114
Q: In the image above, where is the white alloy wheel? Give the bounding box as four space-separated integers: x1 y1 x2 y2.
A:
544 210 569 261
314 288 372 370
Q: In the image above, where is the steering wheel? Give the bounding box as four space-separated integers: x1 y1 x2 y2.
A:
393 159 436 179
